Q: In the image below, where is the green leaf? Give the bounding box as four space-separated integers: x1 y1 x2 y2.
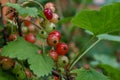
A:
1 37 54 77
72 2 120 35
6 3 38 17
73 67 109 80
0 68 16 80
99 64 120 80
93 54 119 68
97 34 120 42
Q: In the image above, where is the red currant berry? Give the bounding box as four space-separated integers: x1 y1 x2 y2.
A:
45 22 56 33
24 33 36 44
50 13 59 23
0 57 15 70
47 34 60 47
8 34 17 41
28 25 35 32
58 56 69 67
22 26 28 33
43 8 53 20
56 43 68 55
45 2 55 12
25 69 33 78
24 20 31 27
49 30 61 40
84 64 90 70
49 50 58 61
38 50 42 54
54 76 59 80
24 16 31 26
45 2 54 8
39 30 48 39
8 12 15 20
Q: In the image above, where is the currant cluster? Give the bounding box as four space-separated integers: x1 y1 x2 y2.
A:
0 56 33 80
0 2 69 80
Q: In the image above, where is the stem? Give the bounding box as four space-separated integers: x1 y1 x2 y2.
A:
22 19 43 30
42 40 45 53
14 12 22 36
69 39 101 70
80 35 95 54
21 0 44 10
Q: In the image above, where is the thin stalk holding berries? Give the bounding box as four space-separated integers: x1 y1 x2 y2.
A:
21 0 44 10
69 39 101 70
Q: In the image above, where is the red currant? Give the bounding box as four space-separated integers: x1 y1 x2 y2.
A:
45 2 54 8
49 50 58 61
8 12 14 20
47 34 60 47
24 20 31 27
43 8 53 20
24 33 36 44
54 76 59 80
50 13 59 23
38 50 42 54
56 43 68 55
28 25 35 32
8 34 17 41
58 56 69 67
45 2 55 12
25 69 33 78
24 16 31 26
0 57 15 70
49 30 61 40
84 64 90 70
39 30 48 39
45 22 56 33
22 26 28 33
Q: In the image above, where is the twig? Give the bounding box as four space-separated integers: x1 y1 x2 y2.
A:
69 39 101 70
22 19 43 30
14 12 22 36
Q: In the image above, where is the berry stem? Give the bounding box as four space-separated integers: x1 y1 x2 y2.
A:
69 39 101 70
22 19 43 30
14 12 22 36
21 0 44 10
80 35 95 54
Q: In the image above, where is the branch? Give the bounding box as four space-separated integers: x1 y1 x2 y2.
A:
14 12 22 36
69 39 101 70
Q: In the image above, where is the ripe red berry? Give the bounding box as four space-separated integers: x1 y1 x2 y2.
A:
84 64 90 70
43 8 53 20
56 43 68 55
50 13 59 23
49 30 61 40
8 34 17 41
24 20 31 27
24 16 31 26
54 76 59 80
45 2 54 8
45 2 55 12
0 57 15 70
28 25 35 32
25 69 33 78
49 50 58 61
47 34 60 47
8 12 15 20
24 33 36 44
38 50 42 54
